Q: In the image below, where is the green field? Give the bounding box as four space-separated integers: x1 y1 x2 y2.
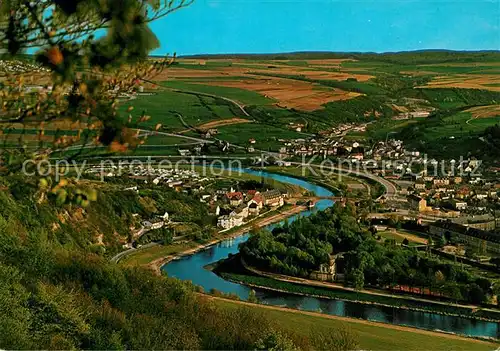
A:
160 80 274 106
140 134 195 146
378 230 423 246
215 299 496 351
120 89 241 132
121 242 197 266
393 111 500 158
216 123 304 151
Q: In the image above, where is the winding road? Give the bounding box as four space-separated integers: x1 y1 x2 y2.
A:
288 161 397 200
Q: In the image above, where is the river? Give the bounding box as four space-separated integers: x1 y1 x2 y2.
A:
163 168 500 339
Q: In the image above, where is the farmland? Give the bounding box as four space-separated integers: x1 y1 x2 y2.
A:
216 123 305 151
3 51 499 157
115 51 500 157
119 89 243 132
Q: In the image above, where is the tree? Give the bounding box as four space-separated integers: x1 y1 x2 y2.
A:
436 234 446 248
247 289 258 304
434 270 445 295
427 235 434 247
0 0 193 171
445 283 463 302
351 269 365 292
426 235 434 255
468 283 486 304
388 215 399 228
162 227 173 245
465 247 479 260
254 329 299 351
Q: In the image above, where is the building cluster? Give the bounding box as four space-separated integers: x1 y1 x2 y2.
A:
288 122 306 132
318 123 368 137
407 173 499 216
216 189 286 230
148 168 211 191
142 212 170 231
86 166 212 193
281 138 366 159
392 110 432 120
0 60 50 74
430 220 500 255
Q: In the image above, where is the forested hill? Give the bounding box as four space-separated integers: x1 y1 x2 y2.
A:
177 50 500 64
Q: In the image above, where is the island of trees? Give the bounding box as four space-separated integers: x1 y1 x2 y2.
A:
240 204 497 305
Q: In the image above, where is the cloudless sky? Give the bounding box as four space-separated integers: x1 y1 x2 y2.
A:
149 0 500 55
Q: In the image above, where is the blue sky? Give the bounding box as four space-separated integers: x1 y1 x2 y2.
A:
149 0 500 55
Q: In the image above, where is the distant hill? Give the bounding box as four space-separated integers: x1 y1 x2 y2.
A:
166 50 500 64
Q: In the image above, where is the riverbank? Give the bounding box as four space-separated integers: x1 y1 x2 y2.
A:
160 168 500 339
207 295 497 350
146 204 308 274
221 271 500 323
217 256 500 322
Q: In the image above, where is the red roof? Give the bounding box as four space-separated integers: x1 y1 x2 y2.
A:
247 190 257 196
251 194 264 204
226 192 243 200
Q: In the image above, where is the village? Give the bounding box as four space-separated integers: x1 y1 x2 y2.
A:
85 165 289 235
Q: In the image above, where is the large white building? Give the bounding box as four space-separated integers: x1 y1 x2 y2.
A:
217 214 244 230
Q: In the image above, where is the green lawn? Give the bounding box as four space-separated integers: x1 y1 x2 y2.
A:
378 230 423 246
422 113 500 140
215 299 496 351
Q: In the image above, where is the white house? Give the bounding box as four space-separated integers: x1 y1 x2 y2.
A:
453 201 468 211
217 214 244 230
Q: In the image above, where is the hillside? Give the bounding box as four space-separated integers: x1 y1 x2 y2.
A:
0 174 496 350
0 175 351 349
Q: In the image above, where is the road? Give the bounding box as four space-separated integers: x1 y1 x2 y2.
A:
289 162 398 200
57 128 213 154
368 209 456 223
110 242 160 263
136 129 213 144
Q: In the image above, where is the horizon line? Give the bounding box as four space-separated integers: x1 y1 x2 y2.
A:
148 49 500 58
